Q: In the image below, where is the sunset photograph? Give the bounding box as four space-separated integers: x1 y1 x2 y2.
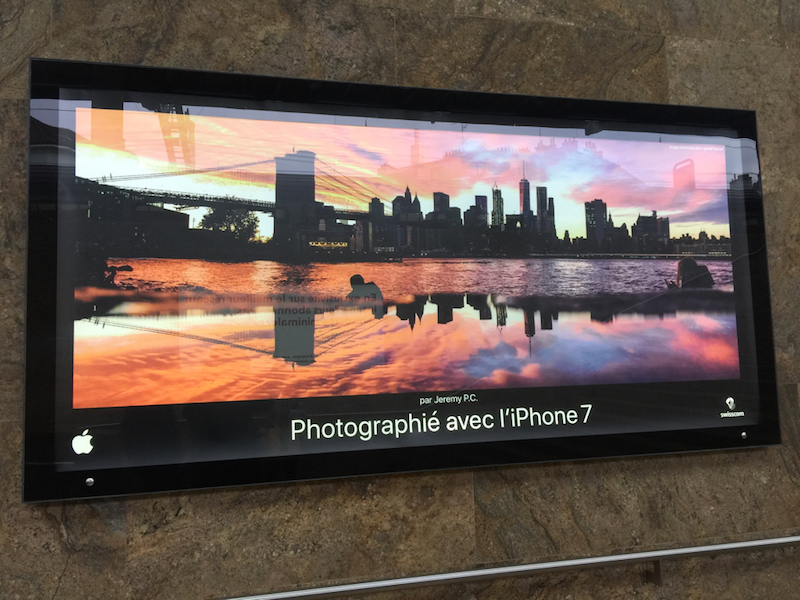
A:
66 105 743 408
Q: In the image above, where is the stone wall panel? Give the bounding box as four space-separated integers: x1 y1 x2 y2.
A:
1 1 798 598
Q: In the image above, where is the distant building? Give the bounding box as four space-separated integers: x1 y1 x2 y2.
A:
519 173 532 229
393 186 415 216
391 195 404 217
369 197 384 223
546 196 556 237
491 185 504 229
475 195 488 214
536 187 548 234
632 210 670 238
632 210 670 251
448 206 462 227
464 194 488 229
433 191 450 214
584 199 609 244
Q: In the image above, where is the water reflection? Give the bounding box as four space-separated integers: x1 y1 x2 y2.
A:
73 286 739 408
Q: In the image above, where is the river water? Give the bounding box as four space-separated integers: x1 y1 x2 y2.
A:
108 257 734 298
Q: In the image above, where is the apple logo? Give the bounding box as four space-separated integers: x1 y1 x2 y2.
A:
71 429 94 455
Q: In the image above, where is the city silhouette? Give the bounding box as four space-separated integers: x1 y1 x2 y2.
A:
29 108 746 266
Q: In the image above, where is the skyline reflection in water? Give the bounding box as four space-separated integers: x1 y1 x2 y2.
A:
73 258 740 408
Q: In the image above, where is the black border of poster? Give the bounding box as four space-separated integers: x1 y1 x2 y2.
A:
23 59 780 502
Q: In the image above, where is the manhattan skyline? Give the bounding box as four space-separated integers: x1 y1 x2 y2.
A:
75 107 734 240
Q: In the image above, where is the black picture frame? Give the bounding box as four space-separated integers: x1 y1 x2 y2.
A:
24 58 780 502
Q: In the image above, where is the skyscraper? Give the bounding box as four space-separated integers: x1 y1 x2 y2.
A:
520 168 532 230
369 197 384 222
536 187 548 234
520 174 531 214
585 198 608 244
491 185 504 228
465 195 489 228
433 192 450 213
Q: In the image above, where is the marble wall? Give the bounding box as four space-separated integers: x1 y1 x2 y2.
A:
2 1 799 598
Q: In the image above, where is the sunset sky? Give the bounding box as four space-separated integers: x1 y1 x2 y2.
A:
75 106 734 239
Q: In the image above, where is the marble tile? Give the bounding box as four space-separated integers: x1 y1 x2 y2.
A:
240 0 397 82
776 383 800 488
0 279 25 367
0 100 28 283
0 2 798 599
767 277 800 388
0 0 52 100
0 100 29 374
760 144 800 272
655 0 782 45
0 99 27 174
356 0 456 13
778 0 800 46
455 0 673 33
0 361 24 421
125 470 475 599
47 0 397 83
39 501 128 600
455 0 788 48
474 387 800 566
758 144 800 385
666 38 800 146
394 13 669 103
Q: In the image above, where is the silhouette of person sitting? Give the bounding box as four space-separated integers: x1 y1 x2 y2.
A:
674 257 714 288
347 274 385 318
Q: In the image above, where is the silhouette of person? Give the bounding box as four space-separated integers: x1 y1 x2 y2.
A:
347 274 385 318
674 257 714 288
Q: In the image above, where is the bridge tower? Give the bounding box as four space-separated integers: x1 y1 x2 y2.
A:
274 150 317 247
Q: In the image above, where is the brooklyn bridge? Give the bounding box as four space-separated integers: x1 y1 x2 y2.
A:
84 150 375 223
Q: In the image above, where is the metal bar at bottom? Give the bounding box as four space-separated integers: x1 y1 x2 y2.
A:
227 535 800 600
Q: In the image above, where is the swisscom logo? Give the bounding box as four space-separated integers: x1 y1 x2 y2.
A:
720 397 745 418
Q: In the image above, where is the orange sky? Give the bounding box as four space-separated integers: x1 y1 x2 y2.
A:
75 107 734 238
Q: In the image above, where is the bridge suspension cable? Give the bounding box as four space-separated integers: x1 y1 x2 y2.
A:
315 158 389 206
89 151 391 214
92 158 276 183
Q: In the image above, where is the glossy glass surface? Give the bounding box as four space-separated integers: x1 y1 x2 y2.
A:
24 59 779 501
